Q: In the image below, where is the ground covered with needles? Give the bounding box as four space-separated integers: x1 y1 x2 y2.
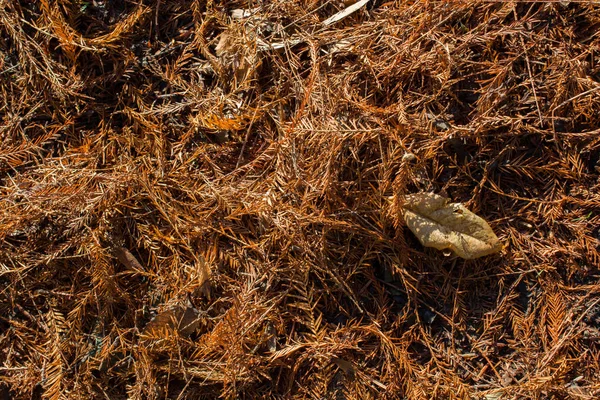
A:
1 1 600 399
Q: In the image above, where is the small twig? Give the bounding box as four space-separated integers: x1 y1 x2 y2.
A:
154 0 161 40
322 0 370 27
550 85 600 114
236 107 261 169
520 35 544 127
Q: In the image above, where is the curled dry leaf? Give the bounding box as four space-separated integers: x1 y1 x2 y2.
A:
402 193 502 259
112 246 145 271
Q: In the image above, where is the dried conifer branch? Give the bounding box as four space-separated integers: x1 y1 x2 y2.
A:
1 1 600 399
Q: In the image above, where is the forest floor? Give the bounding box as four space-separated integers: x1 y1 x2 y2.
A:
1 1 600 399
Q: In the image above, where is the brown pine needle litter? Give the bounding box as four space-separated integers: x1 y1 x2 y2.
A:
1 0 600 399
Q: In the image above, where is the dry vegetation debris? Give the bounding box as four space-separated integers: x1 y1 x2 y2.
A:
1 0 600 399
401 192 503 260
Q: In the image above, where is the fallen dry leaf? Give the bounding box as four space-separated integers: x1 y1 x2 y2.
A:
402 193 502 259
142 304 202 337
112 246 145 272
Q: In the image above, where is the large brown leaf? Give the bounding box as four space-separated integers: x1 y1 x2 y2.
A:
402 193 502 259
